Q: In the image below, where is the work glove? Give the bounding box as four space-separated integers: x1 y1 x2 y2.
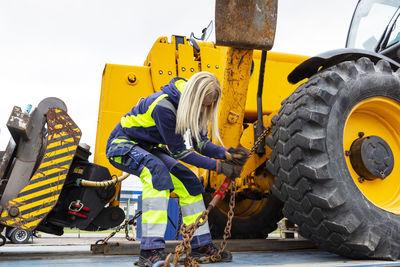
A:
217 161 242 179
225 147 251 166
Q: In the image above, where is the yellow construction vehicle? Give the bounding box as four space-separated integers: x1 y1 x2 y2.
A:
1 0 400 262
94 0 400 260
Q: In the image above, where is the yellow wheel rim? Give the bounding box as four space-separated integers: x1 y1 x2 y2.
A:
343 97 400 214
217 198 267 220
216 171 275 220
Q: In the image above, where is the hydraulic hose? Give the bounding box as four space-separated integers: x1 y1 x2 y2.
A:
256 50 267 155
77 172 129 187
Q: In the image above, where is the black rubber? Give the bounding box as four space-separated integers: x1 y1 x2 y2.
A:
266 57 400 260
203 192 283 239
9 228 31 244
0 234 5 246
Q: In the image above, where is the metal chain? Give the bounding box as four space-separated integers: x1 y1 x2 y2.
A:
175 204 183 240
250 124 272 155
172 208 210 266
200 181 236 264
99 210 142 244
168 123 273 266
99 124 273 265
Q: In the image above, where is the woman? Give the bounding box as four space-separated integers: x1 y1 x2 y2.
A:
106 71 247 266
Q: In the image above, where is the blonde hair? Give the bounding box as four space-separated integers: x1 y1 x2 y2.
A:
176 71 222 144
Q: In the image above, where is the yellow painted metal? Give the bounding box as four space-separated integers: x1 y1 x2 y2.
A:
218 48 253 147
176 37 200 78
245 51 308 120
199 43 227 80
208 48 253 190
343 97 400 215
144 36 177 92
94 35 309 207
95 63 154 176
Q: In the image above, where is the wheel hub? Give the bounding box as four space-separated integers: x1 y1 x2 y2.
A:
349 135 394 180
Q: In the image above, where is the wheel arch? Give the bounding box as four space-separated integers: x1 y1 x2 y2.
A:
288 48 400 84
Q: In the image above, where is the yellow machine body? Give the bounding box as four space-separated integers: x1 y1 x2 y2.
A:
94 35 308 197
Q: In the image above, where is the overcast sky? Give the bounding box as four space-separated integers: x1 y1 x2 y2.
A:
0 0 359 155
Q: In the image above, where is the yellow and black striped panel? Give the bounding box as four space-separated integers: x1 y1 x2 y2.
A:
0 108 81 230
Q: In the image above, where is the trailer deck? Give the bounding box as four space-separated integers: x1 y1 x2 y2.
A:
1 235 399 266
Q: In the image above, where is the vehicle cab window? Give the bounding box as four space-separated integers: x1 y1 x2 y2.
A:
346 0 399 51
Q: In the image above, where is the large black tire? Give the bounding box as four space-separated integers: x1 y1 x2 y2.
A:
266 57 400 260
204 192 283 239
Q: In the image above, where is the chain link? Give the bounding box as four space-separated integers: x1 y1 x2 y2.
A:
99 210 142 244
250 125 272 156
201 181 236 264
175 204 183 240
167 123 273 266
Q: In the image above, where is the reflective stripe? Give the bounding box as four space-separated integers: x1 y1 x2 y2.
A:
194 222 210 236
142 210 168 224
196 140 208 153
175 79 186 93
142 223 167 237
170 174 203 206
183 211 203 225
169 172 210 236
142 197 169 212
121 94 168 128
140 166 169 237
172 149 192 160
181 199 206 217
140 167 170 200
111 156 122 164
182 210 210 236
111 138 137 144
157 98 177 116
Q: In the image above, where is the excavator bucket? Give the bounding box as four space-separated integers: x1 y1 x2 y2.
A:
215 0 278 50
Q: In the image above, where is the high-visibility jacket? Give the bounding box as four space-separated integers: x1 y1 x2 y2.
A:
106 77 226 192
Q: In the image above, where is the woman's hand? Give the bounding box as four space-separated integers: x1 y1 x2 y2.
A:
217 161 242 179
225 147 250 166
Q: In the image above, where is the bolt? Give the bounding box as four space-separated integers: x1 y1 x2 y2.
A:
159 70 163 75
168 71 172 75
380 171 385 177
181 67 186 71
216 65 219 69
345 150 351 156
127 73 136 84
358 132 364 138
358 177 365 183
8 206 19 217
207 64 211 68
190 68 194 72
